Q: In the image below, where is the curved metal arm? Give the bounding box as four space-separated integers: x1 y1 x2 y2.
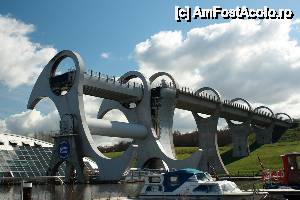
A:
254 106 275 118
229 97 252 111
195 86 221 102
149 72 179 89
275 112 293 123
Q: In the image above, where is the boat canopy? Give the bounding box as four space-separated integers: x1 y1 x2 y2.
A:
163 168 204 192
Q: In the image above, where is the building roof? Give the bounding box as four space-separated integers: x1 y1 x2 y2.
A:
0 133 53 151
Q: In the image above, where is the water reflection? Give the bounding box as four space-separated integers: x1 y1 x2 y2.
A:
0 183 143 200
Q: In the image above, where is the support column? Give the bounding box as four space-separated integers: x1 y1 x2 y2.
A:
226 98 252 158
227 122 251 157
48 134 85 183
252 106 276 145
47 114 85 183
193 113 228 175
253 124 274 145
192 87 227 174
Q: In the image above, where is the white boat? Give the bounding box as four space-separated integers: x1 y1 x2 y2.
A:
139 168 268 200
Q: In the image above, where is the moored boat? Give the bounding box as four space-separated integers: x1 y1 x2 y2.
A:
139 168 268 199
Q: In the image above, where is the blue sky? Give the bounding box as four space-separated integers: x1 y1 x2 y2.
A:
1 1 300 140
2 1 299 75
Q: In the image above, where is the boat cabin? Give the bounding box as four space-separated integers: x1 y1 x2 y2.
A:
262 152 300 186
162 168 212 192
143 168 214 193
281 152 300 185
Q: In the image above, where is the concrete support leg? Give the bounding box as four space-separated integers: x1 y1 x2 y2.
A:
193 114 228 175
151 87 177 159
48 134 85 183
253 124 274 145
228 122 251 157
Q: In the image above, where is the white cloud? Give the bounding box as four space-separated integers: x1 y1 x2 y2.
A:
0 15 57 88
2 109 60 136
83 95 127 122
0 95 128 146
0 96 99 133
92 135 132 147
83 95 102 119
135 19 300 121
270 94 300 119
101 109 128 122
100 52 110 59
0 119 8 134
173 109 196 133
293 19 300 25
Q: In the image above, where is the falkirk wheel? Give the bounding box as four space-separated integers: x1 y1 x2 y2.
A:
27 50 201 183
27 50 293 183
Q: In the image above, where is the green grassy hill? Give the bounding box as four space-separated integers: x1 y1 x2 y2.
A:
223 128 300 175
104 128 300 176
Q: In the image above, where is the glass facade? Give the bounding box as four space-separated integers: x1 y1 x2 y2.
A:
0 145 65 178
0 134 98 179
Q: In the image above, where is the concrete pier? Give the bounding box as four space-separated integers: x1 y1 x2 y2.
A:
226 98 252 158
228 122 251 157
194 113 228 174
252 106 275 145
192 87 228 174
253 124 274 145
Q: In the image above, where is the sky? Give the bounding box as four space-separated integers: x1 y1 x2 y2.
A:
0 1 300 146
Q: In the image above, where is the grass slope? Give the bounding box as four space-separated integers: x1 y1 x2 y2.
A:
224 129 300 175
225 141 300 175
103 128 300 176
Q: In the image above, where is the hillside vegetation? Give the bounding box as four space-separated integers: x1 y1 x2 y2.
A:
224 128 300 175
103 128 300 176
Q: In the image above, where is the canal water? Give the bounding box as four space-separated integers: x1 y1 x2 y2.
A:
0 183 143 200
0 181 286 200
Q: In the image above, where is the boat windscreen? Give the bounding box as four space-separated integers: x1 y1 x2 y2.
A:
196 173 212 181
221 182 240 192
